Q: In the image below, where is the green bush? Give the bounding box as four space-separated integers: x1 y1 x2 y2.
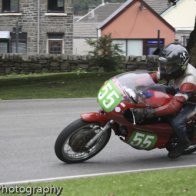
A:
87 34 123 72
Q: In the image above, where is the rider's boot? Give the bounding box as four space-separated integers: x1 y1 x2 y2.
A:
168 136 191 159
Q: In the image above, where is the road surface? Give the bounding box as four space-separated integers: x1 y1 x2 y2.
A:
0 98 195 184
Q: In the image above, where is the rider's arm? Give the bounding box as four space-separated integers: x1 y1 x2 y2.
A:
154 83 196 116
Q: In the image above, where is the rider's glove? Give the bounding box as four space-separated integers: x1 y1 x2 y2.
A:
131 108 155 123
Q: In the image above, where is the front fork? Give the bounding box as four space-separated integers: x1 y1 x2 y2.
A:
80 111 113 148
85 120 113 148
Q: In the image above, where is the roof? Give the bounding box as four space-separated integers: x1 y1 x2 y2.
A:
77 0 171 23
73 0 173 38
74 3 123 38
98 0 175 31
144 0 170 14
73 23 99 38
77 3 123 23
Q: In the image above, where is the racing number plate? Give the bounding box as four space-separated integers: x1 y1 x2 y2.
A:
97 80 123 112
128 131 157 150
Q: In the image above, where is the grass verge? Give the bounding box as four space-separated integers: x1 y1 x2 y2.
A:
0 72 119 100
4 168 196 196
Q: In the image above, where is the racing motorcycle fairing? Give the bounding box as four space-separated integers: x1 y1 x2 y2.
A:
97 72 195 150
80 112 108 125
124 122 173 150
97 72 173 113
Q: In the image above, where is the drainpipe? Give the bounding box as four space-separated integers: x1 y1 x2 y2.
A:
37 0 40 54
157 29 160 50
16 21 19 53
97 28 101 37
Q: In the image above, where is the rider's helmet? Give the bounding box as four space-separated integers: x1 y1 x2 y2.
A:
158 43 189 80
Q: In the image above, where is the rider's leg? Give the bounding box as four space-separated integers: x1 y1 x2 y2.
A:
168 103 196 158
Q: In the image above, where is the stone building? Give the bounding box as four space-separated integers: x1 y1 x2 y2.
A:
0 0 73 55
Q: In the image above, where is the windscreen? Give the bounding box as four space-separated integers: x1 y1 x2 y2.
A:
114 72 155 94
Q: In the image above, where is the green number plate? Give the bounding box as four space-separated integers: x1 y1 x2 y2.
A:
128 131 157 150
97 80 123 112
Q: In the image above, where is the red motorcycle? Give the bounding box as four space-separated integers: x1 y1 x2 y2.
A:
55 72 196 163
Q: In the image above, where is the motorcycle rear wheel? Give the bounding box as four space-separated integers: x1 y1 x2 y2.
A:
183 144 196 155
166 143 196 155
54 118 111 163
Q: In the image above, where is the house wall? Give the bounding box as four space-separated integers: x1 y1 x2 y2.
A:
73 38 95 55
0 0 73 55
39 0 73 54
73 22 99 55
175 30 191 46
162 0 196 31
101 1 175 45
161 0 196 46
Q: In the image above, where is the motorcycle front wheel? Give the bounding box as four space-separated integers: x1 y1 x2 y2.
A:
54 118 111 163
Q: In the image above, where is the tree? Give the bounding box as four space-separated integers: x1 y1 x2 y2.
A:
87 34 123 72
187 17 196 53
187 17 196 65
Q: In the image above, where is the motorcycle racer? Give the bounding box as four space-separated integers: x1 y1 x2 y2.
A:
132 43 196 158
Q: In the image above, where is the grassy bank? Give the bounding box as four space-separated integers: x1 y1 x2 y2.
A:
0 72 119 100
49 168 196 196
6 168 196 196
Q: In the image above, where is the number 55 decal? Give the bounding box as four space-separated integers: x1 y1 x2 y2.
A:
129 131 157 150
97 80 123 112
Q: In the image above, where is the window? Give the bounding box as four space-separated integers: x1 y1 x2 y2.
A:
10 32 27 53
2 0 19 12
143 39 164 55
48 0 64 13
0 31 10 53
181 35 189 47
0 40 9 53
127 40 143 56
48 40 62 54
112 40 126 55
48 33 64 54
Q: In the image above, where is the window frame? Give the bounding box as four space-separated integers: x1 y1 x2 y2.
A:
2 0 19 13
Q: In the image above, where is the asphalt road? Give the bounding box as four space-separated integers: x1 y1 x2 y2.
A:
0 98 195 184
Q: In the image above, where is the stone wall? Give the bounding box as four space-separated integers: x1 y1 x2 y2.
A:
0 54 158 75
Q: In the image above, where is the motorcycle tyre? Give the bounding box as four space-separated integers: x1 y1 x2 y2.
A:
183 144 196 155
166 144 196 155
54 118 111 163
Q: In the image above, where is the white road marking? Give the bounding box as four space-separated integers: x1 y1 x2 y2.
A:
1 164 196 186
